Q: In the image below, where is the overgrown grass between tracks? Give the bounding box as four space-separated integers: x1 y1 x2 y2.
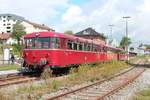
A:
0 60 129 100
134 86 150 100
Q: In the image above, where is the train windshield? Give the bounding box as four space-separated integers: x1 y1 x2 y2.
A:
25 37 50 49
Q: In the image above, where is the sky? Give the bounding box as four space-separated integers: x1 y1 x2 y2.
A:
0 0 150 47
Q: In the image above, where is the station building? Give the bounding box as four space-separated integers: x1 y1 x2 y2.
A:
75 27 106 45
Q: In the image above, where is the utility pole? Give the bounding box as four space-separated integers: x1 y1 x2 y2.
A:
108 24 114 45
123 16 131 61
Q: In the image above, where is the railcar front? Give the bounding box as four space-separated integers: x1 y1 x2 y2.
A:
22 32 68 72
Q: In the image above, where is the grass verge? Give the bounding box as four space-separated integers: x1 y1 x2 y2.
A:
0 64 20 71
134 86 150 100
0 60 130 100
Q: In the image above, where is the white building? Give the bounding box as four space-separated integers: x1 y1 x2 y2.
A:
0 14 54 34
0 14 55 44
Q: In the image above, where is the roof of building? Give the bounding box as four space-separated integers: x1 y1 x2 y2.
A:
0 13 54 31
0 13 25 21
75 27 106 39
0 33 10 40
26 21 55 31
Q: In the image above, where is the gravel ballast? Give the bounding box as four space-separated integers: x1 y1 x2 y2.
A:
106 68 150 100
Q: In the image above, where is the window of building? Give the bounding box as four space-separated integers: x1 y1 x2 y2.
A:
51 37 60 49
13 19 16 22
8 16 11 18
3 24 6 26
7 23 11 25
7 31 11 33
3 16 6 18
3 20 6 22
7 27 11 29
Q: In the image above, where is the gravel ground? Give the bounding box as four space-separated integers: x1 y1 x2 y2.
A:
41 67 135 99
106 68 150 100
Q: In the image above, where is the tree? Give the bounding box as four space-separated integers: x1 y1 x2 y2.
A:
130 47 134 51
12 21 26 45
139 43 143 47
64 30 73 35
145 44 150 49
119 36 132 49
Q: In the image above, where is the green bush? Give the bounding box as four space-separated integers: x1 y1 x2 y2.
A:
12 44 24 56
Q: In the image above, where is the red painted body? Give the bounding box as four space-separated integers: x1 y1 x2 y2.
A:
23 32 126 69
23 49 110 67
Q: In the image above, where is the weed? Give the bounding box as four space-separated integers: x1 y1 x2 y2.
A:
51 80 61 90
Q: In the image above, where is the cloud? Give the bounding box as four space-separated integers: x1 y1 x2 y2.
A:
62 5 86 24
57 0 150 46
0 0 69 23
0 0 149 46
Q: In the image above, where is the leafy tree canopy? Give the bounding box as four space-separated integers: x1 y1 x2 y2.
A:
139 43 143 47
12 21 26 45
145 44 150 49
119 36 132 49
64 30 73 35
130 47 134 51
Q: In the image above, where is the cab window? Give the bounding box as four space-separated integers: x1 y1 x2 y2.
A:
26 38 34 49
35 37 50 49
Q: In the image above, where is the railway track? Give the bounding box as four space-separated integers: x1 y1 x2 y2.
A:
0 74 38 87
46 64 145 100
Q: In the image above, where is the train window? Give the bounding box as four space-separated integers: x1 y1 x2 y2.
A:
67 40 73 49
93 45 96 52
83 43 90 51
84 43 87 51
51 37 60 49
73 42 78 50
79 43 83 51
60 38 66 49
85 44 91 51
98 46 102 52
103 47 107 52
25 37 51 49
94 45 99 52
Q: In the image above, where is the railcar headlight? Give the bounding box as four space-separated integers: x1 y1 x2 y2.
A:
40 58 47 65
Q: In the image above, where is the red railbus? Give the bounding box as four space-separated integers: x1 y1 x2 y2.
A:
23 32 126 72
